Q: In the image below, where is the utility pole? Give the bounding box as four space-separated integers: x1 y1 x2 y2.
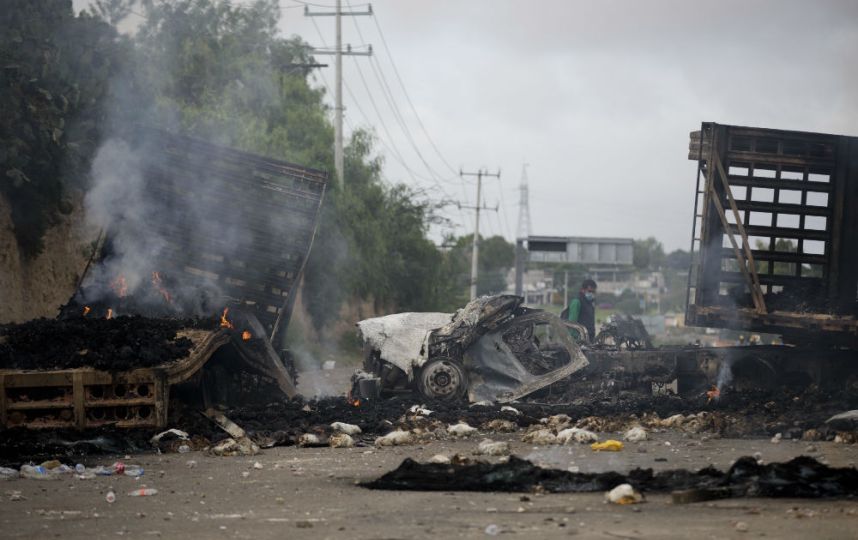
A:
460 168 500 301
563 270 569 309
514 163 531 296
305 2 373 186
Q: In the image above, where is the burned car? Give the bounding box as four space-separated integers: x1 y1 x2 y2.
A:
352 295 589 403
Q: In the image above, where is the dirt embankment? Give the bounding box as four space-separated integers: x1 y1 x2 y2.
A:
0 195 97 324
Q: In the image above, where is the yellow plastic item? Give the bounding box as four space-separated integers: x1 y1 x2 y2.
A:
590 439 624 452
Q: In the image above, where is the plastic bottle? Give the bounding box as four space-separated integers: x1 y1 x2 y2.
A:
112 461 125 474
20 465 56 480
106 490 116 503
127 487 158 497
93 465 113 476
123 465 144 478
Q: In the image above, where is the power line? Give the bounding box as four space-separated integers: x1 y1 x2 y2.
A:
344 3 457 190
370 12 461 178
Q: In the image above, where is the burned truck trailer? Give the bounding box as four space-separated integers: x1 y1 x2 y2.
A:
0 130 328 429
687 122 858 345
573 123 858 399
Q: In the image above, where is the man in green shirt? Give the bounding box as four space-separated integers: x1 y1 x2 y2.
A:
565 279 597 342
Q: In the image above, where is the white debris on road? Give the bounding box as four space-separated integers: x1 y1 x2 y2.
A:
375 430 415 447
330 433 355 448
557 427 599 444
475 439 511 456
624 426 648 442
330 422 362 435
448 422 478 437
522 428 557 445
606 483 644 504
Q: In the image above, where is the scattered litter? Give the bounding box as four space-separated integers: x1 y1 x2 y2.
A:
375 429 415 447
624 426 648 442
150 429 189 445
330 422 362 435
485 523 500 536
591 440 624 452
825 410 858 431
205 409 259 455
106 490 116 504
557 427 598 444
475 439 510 457
297 433 327 448
482 419 518 433
606 483 644 504
177 445 191 454
211 437 260 456
124 465 144 478
408 405 434 417
448 422 478 437
735 521 749 532
0 467 19 481
186 460 197 469
253 462 264 470
500 406 521 416
128 487 158 497
522 428 557 445
541 414 572 429
428 454 451 465
20 464 61 480
330 433 355 448
771 433 783 444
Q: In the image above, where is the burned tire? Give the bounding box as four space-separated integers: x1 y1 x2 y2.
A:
417 358 468 401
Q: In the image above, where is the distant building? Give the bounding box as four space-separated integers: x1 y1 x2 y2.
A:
527 236 634 265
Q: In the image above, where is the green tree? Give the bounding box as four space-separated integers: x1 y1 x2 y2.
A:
444 234 515 297
633 237 666 270
0 0 130 256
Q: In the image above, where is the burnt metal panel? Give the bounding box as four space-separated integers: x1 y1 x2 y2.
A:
686 122 858 344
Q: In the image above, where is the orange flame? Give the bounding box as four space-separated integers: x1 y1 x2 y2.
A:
345 392 361 408
241 330 252 341
110 275 128 298
106 308 114 320
706 385 720 403
220 308 234 329
151 272 172 303
82 306 91 317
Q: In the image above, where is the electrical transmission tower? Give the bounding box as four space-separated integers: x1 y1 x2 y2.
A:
514 163 531 296
516 163 531 240
305 1 373 186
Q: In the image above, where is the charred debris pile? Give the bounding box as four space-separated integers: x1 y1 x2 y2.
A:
2 384 857 467
0 316 217 371
366 454 858 500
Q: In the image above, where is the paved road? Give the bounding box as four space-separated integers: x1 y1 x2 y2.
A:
2 429 857 539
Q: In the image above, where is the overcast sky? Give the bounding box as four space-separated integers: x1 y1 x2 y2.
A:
83 0 858 251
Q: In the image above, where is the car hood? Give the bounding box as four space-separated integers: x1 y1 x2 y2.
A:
356 312 453 376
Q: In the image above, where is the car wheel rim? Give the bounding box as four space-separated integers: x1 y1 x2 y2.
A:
422 361 462 397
